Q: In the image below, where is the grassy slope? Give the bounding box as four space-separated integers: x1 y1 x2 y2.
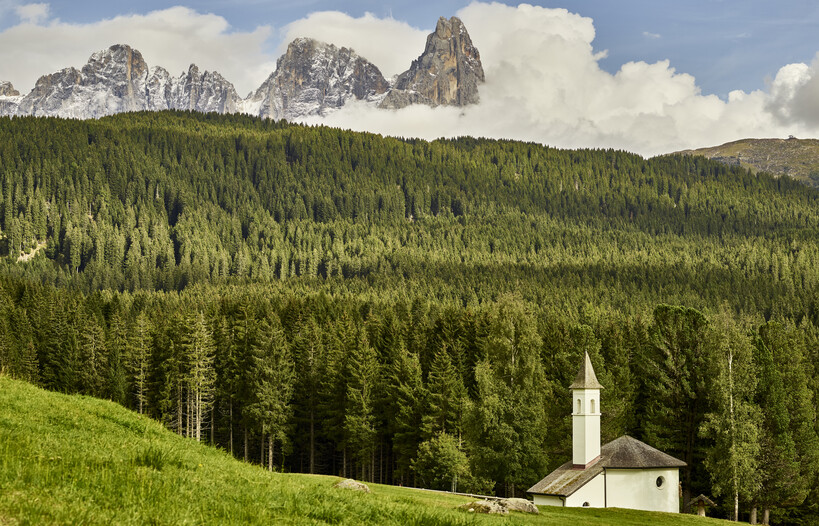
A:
678 137 819 186
0 376 729 526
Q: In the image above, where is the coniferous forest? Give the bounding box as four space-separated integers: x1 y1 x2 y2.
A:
1 111 819 522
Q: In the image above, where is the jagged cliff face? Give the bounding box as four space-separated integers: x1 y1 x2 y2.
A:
0 81 19 97
15 45 149 118
0 16 485 120
2 45 243 118
0 81 22 115
147 65 242 114
381 16 484 109
247 38 389 120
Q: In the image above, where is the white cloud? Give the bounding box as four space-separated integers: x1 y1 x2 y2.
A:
0 6 275 96
277 11 427 78
766 58 819 127
643 31 661 39
295 2 808 156
15 2 48 24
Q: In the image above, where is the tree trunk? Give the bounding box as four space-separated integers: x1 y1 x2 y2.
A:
734 490 739 521
762 508 770 525
260 434 265 467
268 435 274 472
309 409 315 474
343 447 347 478
750 507 757 525
229 401 234 456
730 352 738 523
177 384 183 436
243 428 248 461
195 391 202 442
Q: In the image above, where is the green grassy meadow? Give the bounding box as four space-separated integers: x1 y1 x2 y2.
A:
0 375 729 525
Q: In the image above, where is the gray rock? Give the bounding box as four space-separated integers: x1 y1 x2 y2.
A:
15 44 149 118
333 478 371 493
147 64 242 114
247 38 389 121
12 44 243 119
0 81 22 116
501 498 539 514
0 81 19 97
380 16 484 109
458 500 509 515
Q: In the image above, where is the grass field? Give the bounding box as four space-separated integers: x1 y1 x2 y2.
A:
0 375 730 525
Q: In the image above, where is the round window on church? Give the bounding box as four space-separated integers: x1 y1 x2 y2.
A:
656 476 665 489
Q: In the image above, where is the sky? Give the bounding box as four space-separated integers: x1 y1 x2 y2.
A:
2 1 819 155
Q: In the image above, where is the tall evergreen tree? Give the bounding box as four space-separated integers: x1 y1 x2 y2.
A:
700 315 760 521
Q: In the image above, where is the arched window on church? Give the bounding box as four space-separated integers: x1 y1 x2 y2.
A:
577 399 581 414
590 399 596 413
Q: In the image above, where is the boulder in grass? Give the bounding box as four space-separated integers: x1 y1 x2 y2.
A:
501 498 539 514
333 478 371 493
458 500 508 515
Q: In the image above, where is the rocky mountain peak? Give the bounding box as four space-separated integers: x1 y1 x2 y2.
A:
247 37 389 121
0 15 485 120
380 15 484 109
0 81 19 97
81 44 149 112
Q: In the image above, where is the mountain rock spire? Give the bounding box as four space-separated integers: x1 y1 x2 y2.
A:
380 16 485 109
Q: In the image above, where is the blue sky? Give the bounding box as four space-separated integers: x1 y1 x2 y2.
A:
3 0 819 98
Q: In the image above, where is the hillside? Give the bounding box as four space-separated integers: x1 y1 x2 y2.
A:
0 375 730 525
678 137 819 187
1 112 819 523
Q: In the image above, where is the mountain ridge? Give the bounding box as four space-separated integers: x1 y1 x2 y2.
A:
0 16 484 121
678 137 819 187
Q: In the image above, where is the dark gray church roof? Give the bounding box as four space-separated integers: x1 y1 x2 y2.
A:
569 351 604 389
527 436 686 497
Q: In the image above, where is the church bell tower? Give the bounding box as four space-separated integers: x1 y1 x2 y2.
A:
570 351 603 468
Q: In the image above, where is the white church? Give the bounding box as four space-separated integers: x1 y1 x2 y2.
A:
528 352 685 513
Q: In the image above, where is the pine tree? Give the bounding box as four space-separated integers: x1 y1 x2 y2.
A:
343 330 379 481
183 311 216 442
385 342 425 485
127 313 152 414
700 315 760 521
291 315 325 474
753 322 819 522
246 313 295 470
640 305 712 512
421 344 467 439
106 311 128 404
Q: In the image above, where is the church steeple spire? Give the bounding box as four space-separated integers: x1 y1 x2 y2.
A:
571 351 602 468
570 351 604 390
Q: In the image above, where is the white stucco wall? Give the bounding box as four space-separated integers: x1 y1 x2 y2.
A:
533 495 564 507
605 469 680 513
572 388 601 465
564 472 606 508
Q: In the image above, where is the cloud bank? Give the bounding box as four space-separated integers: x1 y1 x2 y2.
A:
2 2 819 156
302 2 817 156
0 4 275 96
